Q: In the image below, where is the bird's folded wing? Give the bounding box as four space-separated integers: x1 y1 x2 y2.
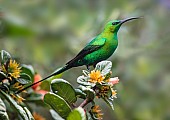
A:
66 38 106 66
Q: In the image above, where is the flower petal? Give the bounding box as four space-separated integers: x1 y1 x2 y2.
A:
109 77 119 85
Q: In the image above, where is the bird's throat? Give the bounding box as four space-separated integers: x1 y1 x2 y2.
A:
113 33 118 40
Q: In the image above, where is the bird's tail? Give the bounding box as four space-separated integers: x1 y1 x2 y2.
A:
15 65 70 94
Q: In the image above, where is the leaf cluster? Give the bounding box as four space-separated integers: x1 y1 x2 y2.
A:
0 50 46 120
44 61 119 120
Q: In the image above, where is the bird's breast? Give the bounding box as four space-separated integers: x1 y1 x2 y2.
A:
103 38 118 57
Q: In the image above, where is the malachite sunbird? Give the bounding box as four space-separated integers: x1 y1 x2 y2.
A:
16 17 140 94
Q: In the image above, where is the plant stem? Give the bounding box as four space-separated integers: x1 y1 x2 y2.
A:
79 98 90 108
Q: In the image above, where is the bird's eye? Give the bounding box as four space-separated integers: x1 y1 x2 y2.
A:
112 22 120 25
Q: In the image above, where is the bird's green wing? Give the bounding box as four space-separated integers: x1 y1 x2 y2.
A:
66 38 106 66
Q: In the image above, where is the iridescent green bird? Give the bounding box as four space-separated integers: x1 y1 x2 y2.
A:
16 17 140 94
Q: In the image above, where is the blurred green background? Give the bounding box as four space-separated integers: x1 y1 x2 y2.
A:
1 0 170 120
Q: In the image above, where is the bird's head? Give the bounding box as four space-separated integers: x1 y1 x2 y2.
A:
104 17 141 33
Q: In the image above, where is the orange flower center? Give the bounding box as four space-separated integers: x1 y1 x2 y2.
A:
89 70 105 83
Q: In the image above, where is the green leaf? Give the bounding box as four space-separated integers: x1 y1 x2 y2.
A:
26 93 43 101
1 84 9 92
25 93 46 106
49 109 64 120
40 70 62 91
16 73 32 84
95 61 112 76
0 72 7 82
0 50 11 65
4 21 35 37
75 88 86 99
82 70 89 76
86 111 92 120
21 64 35 82
0 98 9 120
67 107 86 120
79 86 95 101
0 90 29 120
77 75 95 86
40 80 50 91
103 97 114 110
44 92 72 119
23 107 34 120
51 79 77 104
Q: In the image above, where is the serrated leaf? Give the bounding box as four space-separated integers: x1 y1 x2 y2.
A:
103 97 114 110
21 64 35 82
0 72 7 82
67 107 86 120
0 98 9 120
44 92 72 119
0 90 29 120
95 61 112 76
16 73 32 84
51 79 77 104
0 50 11 65
77 75 94 86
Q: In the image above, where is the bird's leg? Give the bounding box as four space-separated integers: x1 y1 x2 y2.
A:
93 63 97 68
85 63 97 72
86 63 96 72
86 65 90 71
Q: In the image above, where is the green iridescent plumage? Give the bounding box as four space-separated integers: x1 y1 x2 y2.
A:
16 17 140 94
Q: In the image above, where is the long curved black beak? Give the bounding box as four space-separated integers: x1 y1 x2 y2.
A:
120 17 142 25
